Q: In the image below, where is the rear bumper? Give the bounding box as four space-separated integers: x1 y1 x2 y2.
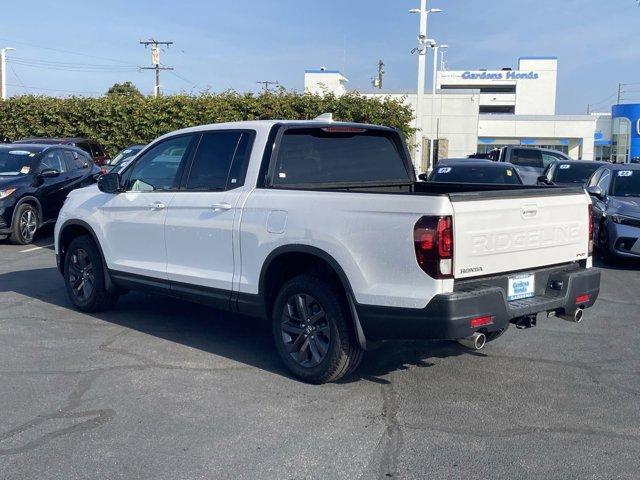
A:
355 265 601 342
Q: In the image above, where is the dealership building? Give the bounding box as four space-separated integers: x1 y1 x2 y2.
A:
305 58 615 168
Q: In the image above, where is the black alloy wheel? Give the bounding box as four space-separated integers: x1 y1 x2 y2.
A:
68 248 95 303
280 293 332 368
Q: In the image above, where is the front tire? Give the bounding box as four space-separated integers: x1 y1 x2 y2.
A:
10 203 39 245
64 235 119 312
272 275 363 384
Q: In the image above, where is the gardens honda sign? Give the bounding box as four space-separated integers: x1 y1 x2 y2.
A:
460 71 539 80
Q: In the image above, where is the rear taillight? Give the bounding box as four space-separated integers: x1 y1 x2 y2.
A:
588 203 594 256
414 215 454 279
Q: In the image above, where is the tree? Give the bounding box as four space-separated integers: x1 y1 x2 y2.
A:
106 81 143 98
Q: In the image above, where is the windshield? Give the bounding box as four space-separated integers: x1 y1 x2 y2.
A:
107 147 142 166
430 165 521 184
554 163 602 184
611 170 640 196
0 150 39 176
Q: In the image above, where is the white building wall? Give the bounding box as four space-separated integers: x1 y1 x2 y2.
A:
304 70 348 96
515 58 558 115
366 92 480 160
478 114 598 160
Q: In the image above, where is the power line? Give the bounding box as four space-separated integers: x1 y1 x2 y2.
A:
9 56 137 70
0 37 137 66
139 39 174 98
5 83 101 95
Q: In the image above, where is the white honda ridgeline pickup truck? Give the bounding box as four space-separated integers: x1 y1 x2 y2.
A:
54 118 601 383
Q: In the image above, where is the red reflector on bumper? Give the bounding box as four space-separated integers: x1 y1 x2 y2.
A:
470 315 493 328
575 294 590 304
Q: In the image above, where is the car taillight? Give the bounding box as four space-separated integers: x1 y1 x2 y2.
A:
414 215 454 279
588 203 594 256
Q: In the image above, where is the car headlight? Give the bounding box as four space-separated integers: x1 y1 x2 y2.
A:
0 188 16 199
611 214 640 227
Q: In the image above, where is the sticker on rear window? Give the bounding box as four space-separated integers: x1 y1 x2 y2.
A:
559 164 571 169
20 166 30 174
506 169 513 176
437 167 452 174
618 170 633 177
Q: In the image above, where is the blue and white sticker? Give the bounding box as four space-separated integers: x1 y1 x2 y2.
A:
559 164 571 169
618 170 633 177
438 167 452 174
9 150 31 155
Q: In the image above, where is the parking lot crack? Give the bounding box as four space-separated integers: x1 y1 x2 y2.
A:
361 376 404 479
0 371 114 456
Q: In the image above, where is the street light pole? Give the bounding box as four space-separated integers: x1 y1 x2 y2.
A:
429 44 447 170
1 47 15 101
410 3 441 173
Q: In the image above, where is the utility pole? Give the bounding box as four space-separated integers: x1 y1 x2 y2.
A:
429 43 447 170
617 83 623 104
256 80 279 93
372 60 385 89
139 39 173 98
1 47 15 100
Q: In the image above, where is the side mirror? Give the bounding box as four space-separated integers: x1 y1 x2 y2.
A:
39 168 60 178
97 172 121 194
418 173 429 181
586 186 604 199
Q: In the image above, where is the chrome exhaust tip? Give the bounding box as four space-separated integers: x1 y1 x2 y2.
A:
558 308 584 323
458 332 487 350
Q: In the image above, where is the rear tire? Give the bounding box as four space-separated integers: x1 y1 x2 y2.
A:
9 203 39 245
64 235 119 312
272 275 363 384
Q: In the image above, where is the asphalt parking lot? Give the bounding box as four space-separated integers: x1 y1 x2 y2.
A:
1 233 639 480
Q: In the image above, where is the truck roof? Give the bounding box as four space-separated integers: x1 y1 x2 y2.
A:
164 119 394 138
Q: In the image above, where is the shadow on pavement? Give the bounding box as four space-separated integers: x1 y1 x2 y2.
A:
0 266 473 383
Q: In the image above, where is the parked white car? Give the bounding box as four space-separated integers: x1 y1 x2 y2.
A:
55 118 601 383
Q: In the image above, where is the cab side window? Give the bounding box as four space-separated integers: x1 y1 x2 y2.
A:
184 131 254 191
125 135 194 192
511 149 543 168
39 150 67 173
541 152 557 168
597 169 612 194
63 150 88 170
545 163 556 182
587 169 602 188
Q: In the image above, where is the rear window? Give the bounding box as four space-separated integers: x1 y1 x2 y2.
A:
511 149 543 168
272 128 410 186
430 165 521 185
553 163 602 184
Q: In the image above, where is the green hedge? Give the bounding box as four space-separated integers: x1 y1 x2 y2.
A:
0 92 414 156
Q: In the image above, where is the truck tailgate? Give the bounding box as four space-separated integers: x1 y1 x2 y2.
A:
450 189 590 279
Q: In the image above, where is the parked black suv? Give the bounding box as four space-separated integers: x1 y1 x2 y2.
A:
0 144 100 244
12 137 110 166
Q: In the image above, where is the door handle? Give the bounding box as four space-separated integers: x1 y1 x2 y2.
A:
211 202 232 211
149 202 166 211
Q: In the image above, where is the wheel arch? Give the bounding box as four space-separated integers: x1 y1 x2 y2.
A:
256 245 367 348
57 219 118 293
12 195 43 227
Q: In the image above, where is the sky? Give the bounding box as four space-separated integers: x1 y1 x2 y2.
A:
1 0 639 114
